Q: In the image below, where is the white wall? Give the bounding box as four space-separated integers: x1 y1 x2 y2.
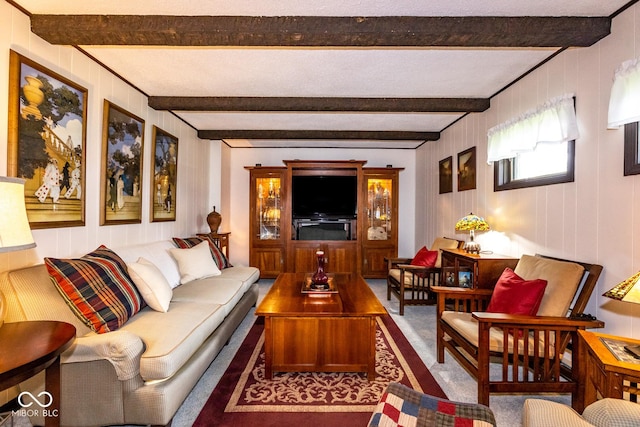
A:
419 4 640 338
226 148 416 266
0 2 211 273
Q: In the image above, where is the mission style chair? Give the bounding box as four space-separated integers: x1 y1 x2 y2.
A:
432 254 604 412
386 237 463 315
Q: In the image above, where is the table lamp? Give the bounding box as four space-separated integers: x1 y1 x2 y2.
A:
603 271 640 358
0 176 36 328
455 213 490 254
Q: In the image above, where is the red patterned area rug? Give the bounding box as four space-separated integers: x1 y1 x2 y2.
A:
193 315 447 427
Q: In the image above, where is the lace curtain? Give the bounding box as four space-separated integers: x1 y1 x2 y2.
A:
608 57 640 128
487 94 578 163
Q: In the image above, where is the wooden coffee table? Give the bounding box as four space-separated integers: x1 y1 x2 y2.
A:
256 272 386 380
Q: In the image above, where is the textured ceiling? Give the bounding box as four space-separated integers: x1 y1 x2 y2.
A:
12 0 633 149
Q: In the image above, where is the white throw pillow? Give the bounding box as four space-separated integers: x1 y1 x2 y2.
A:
127 257 173 312
169 240 221 284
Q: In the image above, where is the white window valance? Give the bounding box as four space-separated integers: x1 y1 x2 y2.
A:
608 57 640 128
487 94 578 164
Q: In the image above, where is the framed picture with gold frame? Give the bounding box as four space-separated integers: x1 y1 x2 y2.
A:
150 126 178 222
7 50 88 229
100 100 145 225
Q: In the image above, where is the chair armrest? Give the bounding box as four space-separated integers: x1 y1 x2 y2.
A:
386 257 413 270
61 330 144 380
472 312 605 329
396 264 440 273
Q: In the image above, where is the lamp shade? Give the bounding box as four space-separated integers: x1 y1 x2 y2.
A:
603 271 640 304
0 177 36 253
455 213 490 232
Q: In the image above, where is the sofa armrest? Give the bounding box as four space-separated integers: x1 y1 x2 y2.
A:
61 330 144 381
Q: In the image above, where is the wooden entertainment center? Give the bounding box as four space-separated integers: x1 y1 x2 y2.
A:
245 160 403 278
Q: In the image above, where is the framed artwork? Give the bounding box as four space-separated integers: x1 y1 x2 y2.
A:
438 156 453 194
100 100 145 225
457 146 477 191
151 126 178 222
7 50 88 229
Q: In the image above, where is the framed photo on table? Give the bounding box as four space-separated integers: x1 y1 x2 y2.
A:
7 50 88 229
150 126 178 222
100 100 145 225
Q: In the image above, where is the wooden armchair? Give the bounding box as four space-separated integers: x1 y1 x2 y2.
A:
433 254 604 412
386 237 462 315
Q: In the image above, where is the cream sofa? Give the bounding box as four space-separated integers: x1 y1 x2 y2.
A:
0 240 260 427
523 398 640 427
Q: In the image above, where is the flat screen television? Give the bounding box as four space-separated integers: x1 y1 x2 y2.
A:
292 175 358 219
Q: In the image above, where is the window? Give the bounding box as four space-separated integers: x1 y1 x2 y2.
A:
624 122 640 176
494 140 575 191
488 94 578 192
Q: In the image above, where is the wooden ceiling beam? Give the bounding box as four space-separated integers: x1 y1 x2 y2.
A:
149 96 489 112
197 130 440 141
30 15 610 48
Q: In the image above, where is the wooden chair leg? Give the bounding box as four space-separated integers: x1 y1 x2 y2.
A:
477 322 491 407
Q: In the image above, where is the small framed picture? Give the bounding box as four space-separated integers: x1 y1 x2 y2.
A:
439 156 453 194
458 271 473 288
7 50 88 229
457 146 477 191
100 100 145 225
151 126 178 222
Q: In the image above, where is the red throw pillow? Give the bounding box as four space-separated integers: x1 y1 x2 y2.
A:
486 268 548 315
410 246 438 268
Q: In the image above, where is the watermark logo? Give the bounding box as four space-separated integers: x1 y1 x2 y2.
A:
13 391 58 418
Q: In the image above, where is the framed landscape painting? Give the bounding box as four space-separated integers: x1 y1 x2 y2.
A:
100 100 145 225
457 146 477 191
151 126 178 222
7 50 88 229
439 156 453 194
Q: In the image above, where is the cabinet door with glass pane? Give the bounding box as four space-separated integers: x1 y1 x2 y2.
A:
246 167 287 277
361 168 402 278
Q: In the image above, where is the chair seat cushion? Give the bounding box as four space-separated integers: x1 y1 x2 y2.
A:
441 311 556 357
582 398 640 427
389 269 428 287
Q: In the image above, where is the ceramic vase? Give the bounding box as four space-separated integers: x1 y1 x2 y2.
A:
207 206 222 233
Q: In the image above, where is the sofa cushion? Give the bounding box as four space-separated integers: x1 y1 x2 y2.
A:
369 382 496 427
522 399 594 427
120 301 226 381
486 268 547 316
582 398 640 427
514 255 584 317
127 257 173 312
171 276 253 317
172 236 232 269
113 240 181 288
169 241 221 284
45 246 145 334
217 266 260 285
441 311 557 357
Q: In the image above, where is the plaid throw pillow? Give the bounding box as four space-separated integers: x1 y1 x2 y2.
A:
172 236 232 269
369 383 496 427
45 246 146 334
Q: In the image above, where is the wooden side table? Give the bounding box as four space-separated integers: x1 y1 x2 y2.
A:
578 330 640 411
440 248 518 289
197 231 231 259
0 321 76 427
